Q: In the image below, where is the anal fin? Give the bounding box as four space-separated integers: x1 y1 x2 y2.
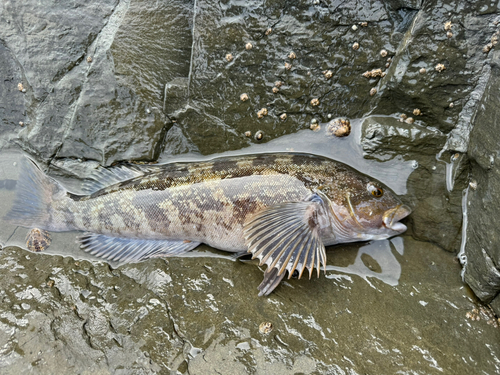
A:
79 233 200 263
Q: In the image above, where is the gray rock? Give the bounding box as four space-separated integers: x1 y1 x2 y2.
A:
2 0 500 370
167 0 429 154
361 116 445 159
362 2 500 266
0 1 117 101
405 161 465 252
464 247 500 302
369 0 493 135
0 41 26 150
163 77 190 118
464 47 500 308
360 115 465 251
110 0 194 112
0 0 170 165
1 239 500 374
491 293 500 315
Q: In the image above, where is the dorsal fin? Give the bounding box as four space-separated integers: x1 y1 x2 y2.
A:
81 164 146 193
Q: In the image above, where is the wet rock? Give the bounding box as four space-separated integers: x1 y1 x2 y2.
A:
361 116 445 158
2 0 500 370
0 41 26 150
369 1 493 137
1 238 500 373
0 1 116 101
360 2 500 262
0 0 170 165
360 116 464 251
405 162 465 252
111 0 194 112
167 0 428 154
165 106 248 154
464 48 500 311
463 246 500 301
163 77 190 117
0 249 178 373
52 75 168 164
161 124 200 155
491 294 500 315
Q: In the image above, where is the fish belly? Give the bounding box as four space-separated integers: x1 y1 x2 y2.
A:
58 174 310 252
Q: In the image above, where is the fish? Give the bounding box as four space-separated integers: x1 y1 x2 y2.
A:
5 153 411 296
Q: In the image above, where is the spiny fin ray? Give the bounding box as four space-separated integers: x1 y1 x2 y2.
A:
258 267 286 297
82 165 146 193
243 194 328 296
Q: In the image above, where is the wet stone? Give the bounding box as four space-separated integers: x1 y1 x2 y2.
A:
1 0 500 371
367 1 488 136
174 0 425 154
0 42 26 151
1 238 500 373
361 116 446 159
111 0 193 112
164 77 190 116
360 116 465 251
465 48 500 309
1 0 178 165
463 246 500 301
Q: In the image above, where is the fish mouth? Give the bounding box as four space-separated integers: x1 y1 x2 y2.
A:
382 204 411 232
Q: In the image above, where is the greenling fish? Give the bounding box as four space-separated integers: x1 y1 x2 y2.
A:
5 153 411 296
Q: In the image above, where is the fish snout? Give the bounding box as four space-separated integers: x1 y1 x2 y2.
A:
382 205 411 233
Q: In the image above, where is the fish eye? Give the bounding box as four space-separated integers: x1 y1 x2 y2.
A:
367 183 384 198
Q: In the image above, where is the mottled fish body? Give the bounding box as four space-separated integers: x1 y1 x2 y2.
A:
5 153 411 295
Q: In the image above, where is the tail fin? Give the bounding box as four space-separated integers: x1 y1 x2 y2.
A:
4 157 65 230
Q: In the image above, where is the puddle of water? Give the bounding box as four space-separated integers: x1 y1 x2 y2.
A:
458 187 469 280
439 151 464 193
325 238 403 288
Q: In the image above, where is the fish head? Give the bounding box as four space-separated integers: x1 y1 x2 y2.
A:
326 176 411 242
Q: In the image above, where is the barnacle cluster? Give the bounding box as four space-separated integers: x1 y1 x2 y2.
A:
327 118 351 137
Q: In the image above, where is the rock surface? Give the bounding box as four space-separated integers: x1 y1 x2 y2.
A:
464 47 500 306
1 0 500 372
0 0 169 165
1 238 500 374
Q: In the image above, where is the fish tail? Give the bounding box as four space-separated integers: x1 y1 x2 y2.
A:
4 157 67 230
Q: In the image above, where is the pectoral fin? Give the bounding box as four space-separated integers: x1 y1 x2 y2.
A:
243 194 328 295
257 267 286 296
78 233 200 263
